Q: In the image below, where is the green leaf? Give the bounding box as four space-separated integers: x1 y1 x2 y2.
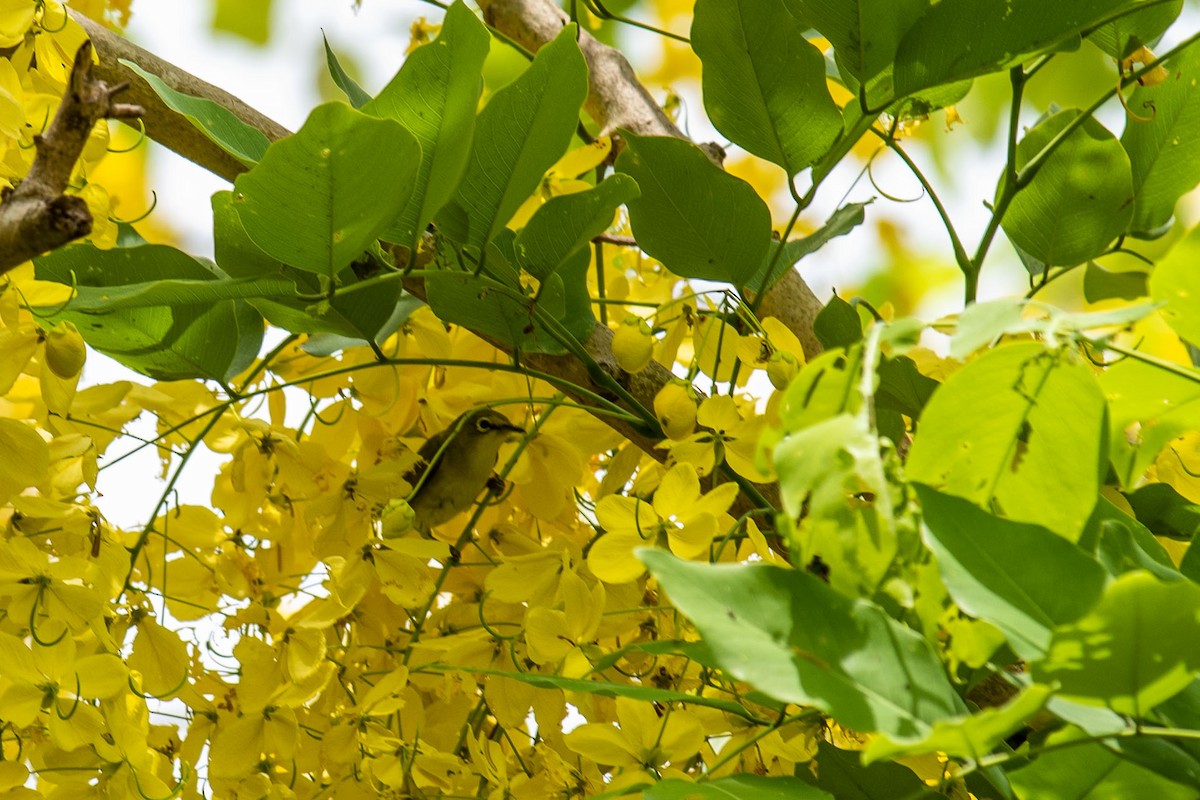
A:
323 34 371 109
423 242 566 354
364 1 490 251
864 684 1052 763
1151 221 1200 346
775 414 898 597
918 486 1108 660
514 174 639 279
1100 355 1200 486
1090 0 1183 59
39 275 297 312
894 0 1144 97
1084 261 1149 302
418 665 763 722
779 348 860 432
1089 496 1182 582
638 550 966 741
443 24 586 252
813 294 863 349
875 355 939 420
213 191 409 342
232 102 419 277
1127 483 1200 542
950 298 1040 359
617 132 771 287
1122 41 1200 235
786 0 928 86
692 0 842 176
647 776 832 800
745 201 869 295
805 741 938 800
120 60 270 166
1009 727 1196 800
907 342 1107 540
1002 109 1134 266
33 244 262 382
1033 570 1200 714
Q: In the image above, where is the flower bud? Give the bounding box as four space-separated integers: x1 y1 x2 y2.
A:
654 381 697 440
612 316 654 373
43 322 86 379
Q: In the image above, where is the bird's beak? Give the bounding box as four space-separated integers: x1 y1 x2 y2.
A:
500 422 525 443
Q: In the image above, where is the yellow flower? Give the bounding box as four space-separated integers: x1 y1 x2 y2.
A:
508 136 613 228
612 315 654 373
660 395 774 481
565 697 704 775
0 0 35 49
587 462 737 583
654 380 697 440
737 317 807 390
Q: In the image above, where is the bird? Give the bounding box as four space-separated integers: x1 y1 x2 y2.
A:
404 407 526 533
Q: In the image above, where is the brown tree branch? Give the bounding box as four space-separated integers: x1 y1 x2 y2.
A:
69 10 290 183
477 0 826 360
0 42 142 273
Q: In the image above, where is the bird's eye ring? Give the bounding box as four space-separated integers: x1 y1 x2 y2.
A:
476 418 493 432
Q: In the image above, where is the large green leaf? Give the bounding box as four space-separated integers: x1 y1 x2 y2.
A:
646 776 832 800
323 35 371 109
907 342 1107 540
1033 570 1200 714
36 275 297 312
918 487 1107 660
1002 110 1134 266
417 665 762 722
1008 727 1196 800
639 550 966 742
213 192 411 343
785 0 928 87
692 0 842 176
1150 223 1200 345
423 240 568 354
120 60 270 166
514 175 639 279
443 24 586 252
1090 0 1183 58
33 244 262 382
363 1 490 251
1088 495 1181 582
775 414 898 598
804 741 939 800
232 102 419 277
617 133 771 287
745 201 869 295
864 684 1052 763
1122 40 1200 235
894 0 1145 97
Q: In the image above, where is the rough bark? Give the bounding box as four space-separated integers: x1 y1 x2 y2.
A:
0 42 142 272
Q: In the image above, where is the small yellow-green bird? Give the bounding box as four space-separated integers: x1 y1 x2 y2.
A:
405 408 525 532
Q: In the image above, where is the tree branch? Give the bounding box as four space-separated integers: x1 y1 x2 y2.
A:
69 10 290 183
0 42 142 273
477 0 825 360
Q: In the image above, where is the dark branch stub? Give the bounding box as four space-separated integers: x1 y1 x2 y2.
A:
0 41 144 273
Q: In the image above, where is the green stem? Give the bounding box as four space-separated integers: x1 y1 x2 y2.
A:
123 407 229 593
870 128 970 272
971 32 1200 297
